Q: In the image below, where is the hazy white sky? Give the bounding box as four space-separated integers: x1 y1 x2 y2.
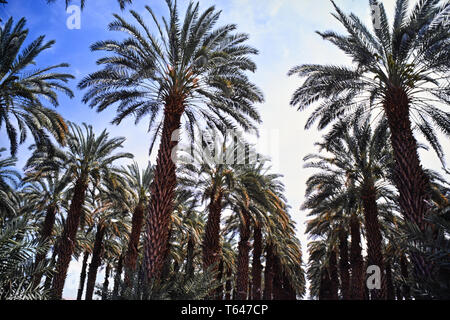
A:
1 0 448 299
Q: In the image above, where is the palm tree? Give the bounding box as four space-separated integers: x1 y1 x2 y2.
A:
29 123 133 299
21 165 71 286
79 0 263 281
0 17 74 156
289 0 450 279
0 148 20 221
119 162 153 285
304 117 394 299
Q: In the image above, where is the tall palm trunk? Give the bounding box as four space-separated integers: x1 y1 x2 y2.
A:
112 254 123 299
225 268 232 300
202 193 223 270
33 204 57 287
236 210 251 300
263 244 274 300
76 251 90 300
144 106 183 281
216 260 224 300
124 202 145 285
329 250 339 300
400 254 410 300
272 256 283 300
101 263 111 300
350 213 364 300
185 235 195 278
338 230 350 299
361 181 385 299
44 248 57 291
52 176 88 299
385 262 395 300
85 223 106 300
384 88 432 279
319 268 332 300
251 225 262 300
282 274 297 300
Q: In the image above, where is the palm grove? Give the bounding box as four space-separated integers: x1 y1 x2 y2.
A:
0 0 449 300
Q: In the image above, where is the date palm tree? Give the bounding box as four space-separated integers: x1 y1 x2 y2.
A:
0 17 74 156
305 117 394 299
119 162 153 285
0 148 20 221
289 0 450 280
29 123 133 299
79 0 263 281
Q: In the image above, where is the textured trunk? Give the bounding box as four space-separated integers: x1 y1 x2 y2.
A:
350 213 364 300
144 104 183 281
329 250 339 300
44 248 57 291
319 268 332 300
400 254 410 300
385 262 395 300
384 88 432 279
33 204 57 287
272 256 283 300
202 193 223 271
185 235 195 278
338 230 350 299
216 260 224 300
361 181 385 300
76 251 90 300
52 176 88 299
282 273 296 300
124 203 145 285
112 254 123 299
101 263 111 300
251 225 263 300
85 224 106 300
225 268 232 300
263 244 274 300
236 210 251 300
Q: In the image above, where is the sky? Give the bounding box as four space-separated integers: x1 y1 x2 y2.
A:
1 0 448 299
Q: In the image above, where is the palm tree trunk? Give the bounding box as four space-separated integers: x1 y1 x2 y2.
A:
124 203 145 285
185 235 195 278
33 204 57 287
76 251 90 300
263 244 274 300
101 263 111 300
85 223 106 300
216 260 224 300
225 268 232 300
361 181 385 299
251 225 262 300
236 209 251 300
282 273 296 300
350 213 364 300
400 254 410 300
44 248 57 291
272 256 283 300
384 88 432 279
319 268 332 300
338 230 350 299
385 262 395 300
52 176 88 299
329 250 339 300
202 193 223 270
112 254 123 299
144 107 183 281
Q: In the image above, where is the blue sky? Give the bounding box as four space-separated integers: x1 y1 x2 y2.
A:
1 0 448 299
